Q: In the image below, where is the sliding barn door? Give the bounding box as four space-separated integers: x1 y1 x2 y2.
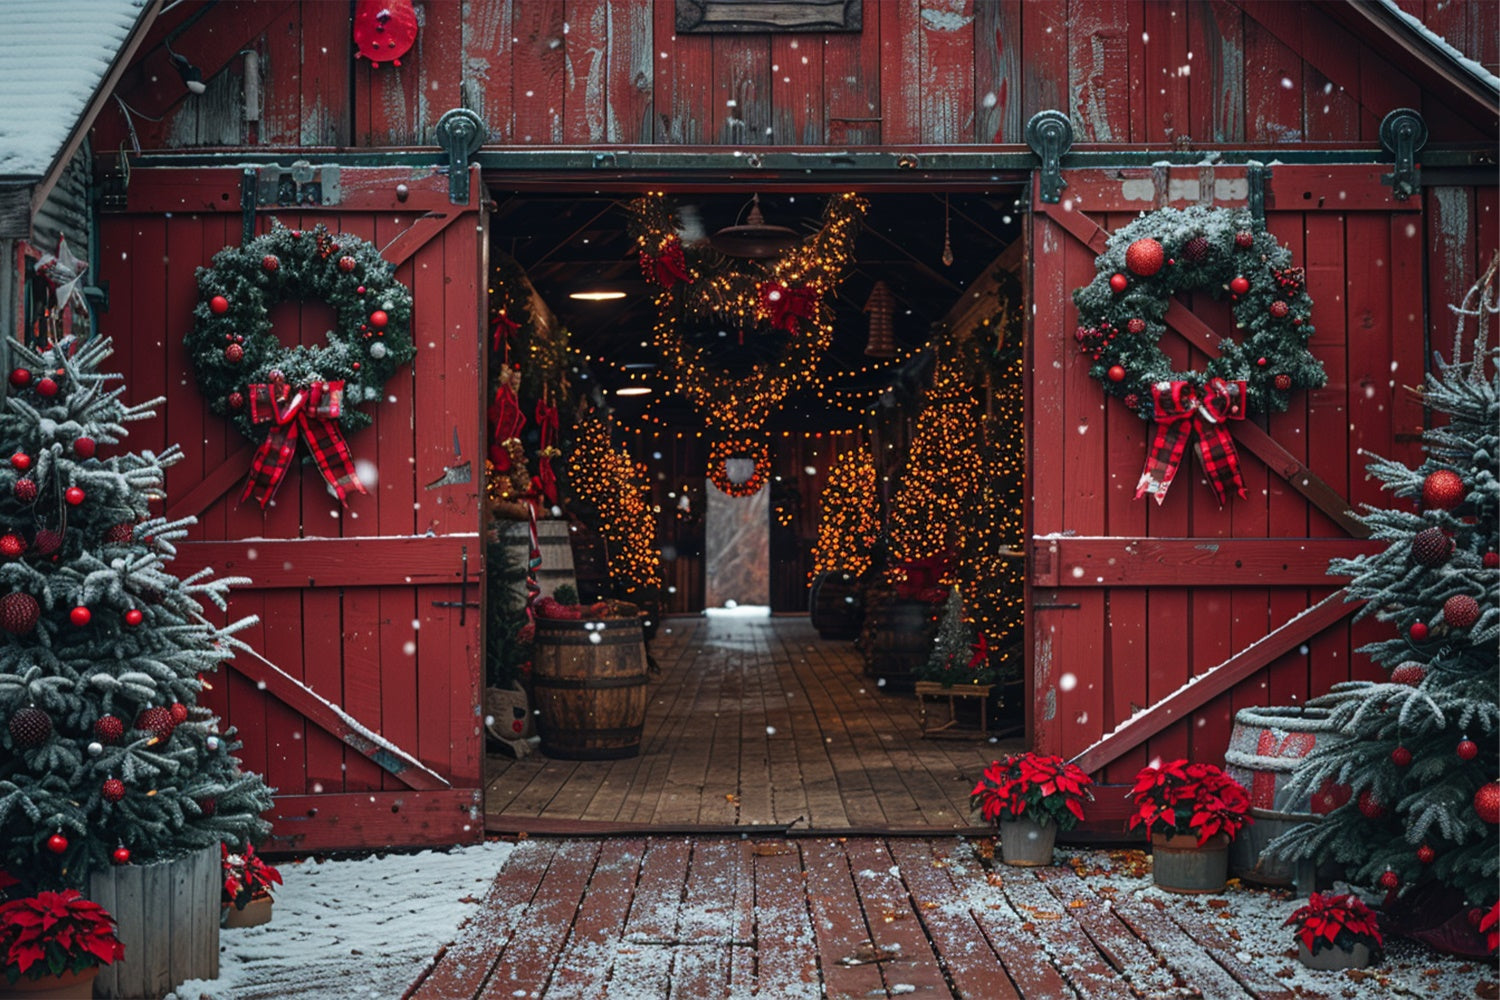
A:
1028 165 1423 786
99 167 487 851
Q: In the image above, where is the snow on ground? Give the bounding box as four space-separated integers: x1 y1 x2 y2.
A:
169 839 517 1000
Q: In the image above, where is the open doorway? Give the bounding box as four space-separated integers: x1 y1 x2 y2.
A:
481 187 1028 831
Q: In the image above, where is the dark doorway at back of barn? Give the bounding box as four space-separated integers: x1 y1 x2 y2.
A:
479 187 1029 834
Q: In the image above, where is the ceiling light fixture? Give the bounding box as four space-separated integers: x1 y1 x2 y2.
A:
568 290 627 301
710 193 799 259
615 386 653 397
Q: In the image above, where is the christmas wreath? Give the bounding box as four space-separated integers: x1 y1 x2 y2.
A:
185 222 415 506
1072 205 1324 504
707 436 771 498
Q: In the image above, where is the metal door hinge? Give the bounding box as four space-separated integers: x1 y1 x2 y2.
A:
1026 111 1073 205
434 108 487 205
1379 108 1427 200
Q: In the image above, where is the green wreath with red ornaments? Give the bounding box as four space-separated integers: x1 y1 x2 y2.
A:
1072 205 1325 505
185 221 415 507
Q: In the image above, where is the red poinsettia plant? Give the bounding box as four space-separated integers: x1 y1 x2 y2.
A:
970 753 1095 831
1128 759 1253 845
222 842 282 909
1284 892 1384 957
0 889 125 984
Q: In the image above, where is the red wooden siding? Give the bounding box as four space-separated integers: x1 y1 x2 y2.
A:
97 168 486 852
94 0 1496 152
1027 164 1426 781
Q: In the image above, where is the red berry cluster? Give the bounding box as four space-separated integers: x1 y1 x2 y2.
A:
1074 323 1119 361
1272 265 1305 294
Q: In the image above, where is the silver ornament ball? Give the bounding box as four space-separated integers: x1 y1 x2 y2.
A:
369 342 388 360
206 736 220 751
87 741 103 756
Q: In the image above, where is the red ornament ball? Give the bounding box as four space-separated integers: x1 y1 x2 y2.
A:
356 285 367 295
1357 789 1386 818
70 606 92 627
0 592 40 635
1123 393 1140 410
47 833 68 855
74 437 96 459
169 702 189 725
1107 365 1127 383
1475 781 1500 825
224 343 245 364
227 391 245 411
1235 231 1255 249
8 369 29 389
1409 621 1429 641
1183 235 1211 263
1229 276 1251 296
1269 300 1289 319
1273 374 1292 391
10 453 30 472
1457 738 1479 761
65 486 84 506
1443 594 1481 629
135 707 175 741
0 535 24 558
1125 238 1165 277
1109 273 1128 293
1417 844 1435 864
36 377 58 398
124 608 144 627
1411 527 1454 566
21 528 52 555
369 309 389 329
198 797 217 817
102 778 125 803
12 478 36 503
105 523 133 544
9 706 52 748
1127 318 1146 335
261 254 280 272
1484 552 1499 569
1378 870 1400 890
94 715 124 744
338 255 357 273
111 846 131 866
1422 469 1465 510
1391 746 1413 767
1390 662 1426 686
209 295 230 315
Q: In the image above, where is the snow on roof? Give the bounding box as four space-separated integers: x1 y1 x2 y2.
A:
1377 0 1500 95
0 0 152 180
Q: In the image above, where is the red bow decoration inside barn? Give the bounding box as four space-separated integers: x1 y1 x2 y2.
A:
967 632 990 672
639 237 690 289
1135 378 1247 506
241 381 366 507
487 376 525 471
758 282 819 333
490 311 520 352
531 397 560 505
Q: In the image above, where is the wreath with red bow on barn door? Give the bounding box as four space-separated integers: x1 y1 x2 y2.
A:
1071 205 1325 505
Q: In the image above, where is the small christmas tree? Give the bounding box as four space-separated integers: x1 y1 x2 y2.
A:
0 339 272 893
1268 261 1498 942
919 587 997 687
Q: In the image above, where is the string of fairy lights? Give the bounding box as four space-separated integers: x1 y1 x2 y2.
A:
566 417 663 608
812 446 879 578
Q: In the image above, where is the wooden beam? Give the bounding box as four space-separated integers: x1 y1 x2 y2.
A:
1029 536 1379 588
264 790 481 854
1069 589 1360 775
941 242 1024 335
179 536 473 589
165 443 254 523
381 209 466 268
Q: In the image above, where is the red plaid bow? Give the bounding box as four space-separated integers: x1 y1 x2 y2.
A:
241 381 367 507
640 237 690 288
1134 378 1247 506
758 282 819 333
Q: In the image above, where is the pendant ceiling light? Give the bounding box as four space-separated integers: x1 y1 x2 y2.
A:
710 194 800 259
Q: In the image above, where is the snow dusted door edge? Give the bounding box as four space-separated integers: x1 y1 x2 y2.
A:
99 167 487 852
1027 165 1424 797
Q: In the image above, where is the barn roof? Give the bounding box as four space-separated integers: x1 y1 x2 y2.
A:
0 0 156 183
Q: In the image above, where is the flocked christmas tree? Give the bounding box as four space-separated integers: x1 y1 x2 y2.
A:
1268 261 1499 939
919 586 997 687
0 338 272 894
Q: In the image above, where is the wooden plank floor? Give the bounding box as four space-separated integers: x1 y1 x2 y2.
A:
485 616 1021 834
413 836 1490 1000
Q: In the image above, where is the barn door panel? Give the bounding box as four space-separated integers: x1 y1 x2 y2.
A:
1027 165 1422 788
99 167 486 851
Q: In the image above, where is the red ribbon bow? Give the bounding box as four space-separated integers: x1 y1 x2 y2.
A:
758 282 819 333
240 381 367 508
640 237 690 288
1135 378 1247 506
487 380 526 471
532 398 560 505
490 311 520 352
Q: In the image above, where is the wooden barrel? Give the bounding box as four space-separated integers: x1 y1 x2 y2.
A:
809 570 864 639
1224 705 1346 887
495 519 578 605
532 616 648 759
860 597 941 692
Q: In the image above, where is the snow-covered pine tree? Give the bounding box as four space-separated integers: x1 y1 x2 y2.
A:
0 338 272 893
919 586 996 687
1267 260 1498 934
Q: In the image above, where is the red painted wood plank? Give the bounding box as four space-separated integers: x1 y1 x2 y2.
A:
667 840 743 999
371 212 417 539
771 30 825 144
298 0 349 144
377 585 418 794
974 0 1022 144
1386 209 1426 472
609 0 655 143
178 536 471 588
545 838 647 1000
464 0 515 143
800 840 885 1000
1018 0 1067 123
1241 3 1304 144
878 0 922 145
1191 0 1246 144
1033 537 1375 587
1298 6 1361 143
921 0 976 142
752 845 824 995
1071 588 1358 774
1068 0 1132 143
266 787 481 854
480 840 602 998
409 840 560 1000
824 0 881 145
340 587 385 791
1107 885 1283 999
888 839 1022 1000
961 857 1077 999
300 588 349 792
714 34 772 145
998 869 1136 1000
653 0 714 143
564 0 611 144
607 837 693 996
511 0 567 144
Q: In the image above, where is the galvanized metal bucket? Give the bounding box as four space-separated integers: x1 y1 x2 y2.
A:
998 816 1057 867
1150 832 1230 893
